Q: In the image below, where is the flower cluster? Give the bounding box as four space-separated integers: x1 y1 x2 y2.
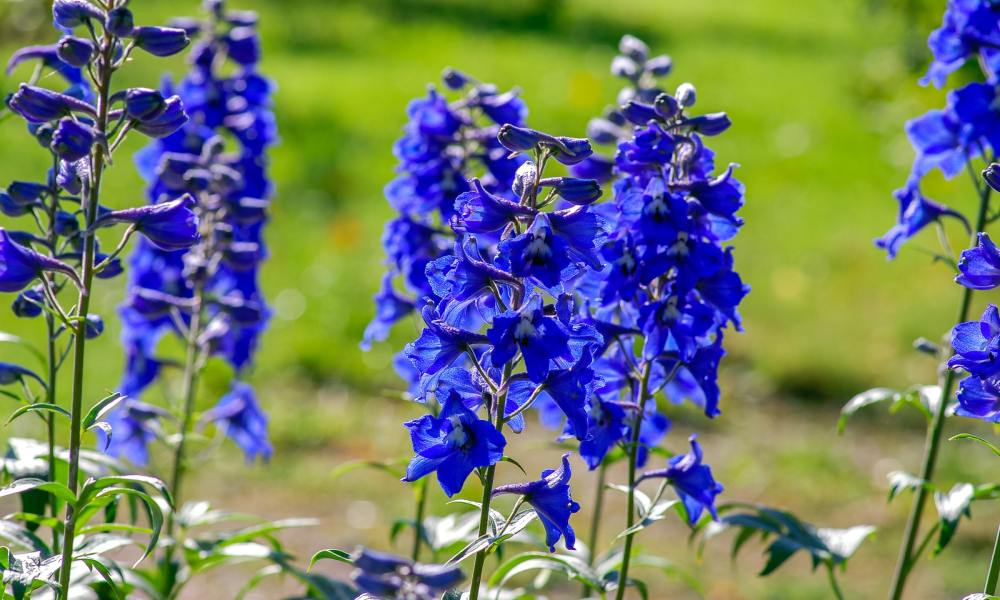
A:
875 0 1000 258
363 69 528 354
109 0 276 464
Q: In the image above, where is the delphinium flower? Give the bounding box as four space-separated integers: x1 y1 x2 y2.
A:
0 0 192 597
871 3 1000 598
564 35 745 599
96 2 276 593
386 110 607 598
350 548 465 600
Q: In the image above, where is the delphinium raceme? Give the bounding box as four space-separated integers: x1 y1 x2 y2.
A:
104 0 277 594
362 68 528 564
1 0 194 596
850 1 1000 597
566 34 744 599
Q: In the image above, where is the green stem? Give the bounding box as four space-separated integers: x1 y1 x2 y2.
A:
411 478 428 562
57 22 115 597
827 564 846 600
46 312 59 555
985 523 1000 595
614 362 653 600
582 461 607 599
467 364 511 600
888 169 992 600
162 280 206 594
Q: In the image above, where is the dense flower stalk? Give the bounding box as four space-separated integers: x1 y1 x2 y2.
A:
2 0 192 596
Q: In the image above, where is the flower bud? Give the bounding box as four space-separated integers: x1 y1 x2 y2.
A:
622 101 659 126
687 112 731 136
512 161 537 198
675 82 696 108
133 95 188 138
0 228 80 293
9 84 97 123
541 177 602 205
84 314 104 339
654 93 679 119
7 182 47 206
497 123 542 153
983 163 1000 193
53 0 105 30
96 194 199 251
645 54 673 77
125 88 167 121
0 192 31 217
611 55 640 80
225 27 260 66
105 7 134 37
618 34 649 62
54 210 80 237
56 36 94 67
442 67 469 90
586 118 622 145
133 26 190 57
51 117 95 161
29 122 55 148
12 286 44 319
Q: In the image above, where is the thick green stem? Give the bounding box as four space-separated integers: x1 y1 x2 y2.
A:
614 362 653 600
888 172 992 600
46 313 59 554
827 564 846 600
985 523 1000 595
411 478 428 562
467 364 511 600
57 22 114 597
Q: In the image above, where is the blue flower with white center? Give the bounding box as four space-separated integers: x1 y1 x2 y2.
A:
487 296 571 383
956 232 1000 290
639 435 723 524
499 213 575 290
639 292 716 361
403 391 506 497
492 454 581 551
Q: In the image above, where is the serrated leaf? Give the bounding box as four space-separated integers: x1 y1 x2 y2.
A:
308 548 353 571
934 482 975 555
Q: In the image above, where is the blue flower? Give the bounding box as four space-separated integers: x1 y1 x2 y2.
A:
921 0 1000 87
52 0 105 29
124 88 168 121
97 194 199 251
0 228 79 292
55 35 93 68
8 83 96 123
638 292 716 361
876 183 968 259
499 213 575 290
579 397 627 469
351 548 464 600
132 26 191 57
639 435 723 524
203 382 272 463
402 391 506 497
955 375 1000 423
405 304 489 376
497 124 593 165
957 232 1000 290
51 117 94 161
102 401 165 466
452 179 534 233
362 274 415 350
132 95 188 138
488 296 571 383
949 304 1000 377
492 454 581 551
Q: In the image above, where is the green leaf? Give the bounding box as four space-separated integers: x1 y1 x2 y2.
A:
83 393 124 430
887 471 929 502
329 459 406 481
81 557 125 600
308 548 353 571
933 482 975 555
445 533 492 565
88 487 164 567
0 479 76 504
499 456 527 475
838 385 938 433
950 433 1000 457
5 403 71 426
78 474 173 510
488 551 605 597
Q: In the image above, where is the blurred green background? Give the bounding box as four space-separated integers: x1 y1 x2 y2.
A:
2 0 1000 598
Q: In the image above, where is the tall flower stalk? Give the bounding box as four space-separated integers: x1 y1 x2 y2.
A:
867 2 1000 597
2 1 195 596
